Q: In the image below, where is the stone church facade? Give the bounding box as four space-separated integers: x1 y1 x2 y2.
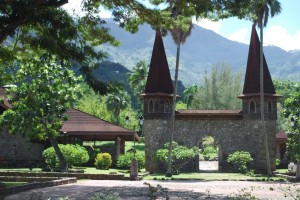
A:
141 25 280 173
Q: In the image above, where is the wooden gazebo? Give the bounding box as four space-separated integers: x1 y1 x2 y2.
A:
60 109 140 156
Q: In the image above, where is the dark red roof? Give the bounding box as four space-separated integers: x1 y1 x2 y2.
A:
177 109 242 116
276 132 287 139
143 30 174 95
241 25 276 96
60 109 139 141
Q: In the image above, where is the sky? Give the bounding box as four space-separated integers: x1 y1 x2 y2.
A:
63 0 300 52
194 0 300 52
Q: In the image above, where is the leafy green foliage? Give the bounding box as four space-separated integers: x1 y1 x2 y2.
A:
43 144 89 168
191 63 242 110
154 142 199 174
283 82 300 161
203 146 218 161
116 152 145 171
89 192 120 200
227 151 253 174
94 153 112 170
0 57 81 140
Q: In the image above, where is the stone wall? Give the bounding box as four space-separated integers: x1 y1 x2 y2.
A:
0 129 44 166
144 115 277 173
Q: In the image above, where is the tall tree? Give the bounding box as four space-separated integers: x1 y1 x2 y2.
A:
128 60 149 104
253 0 281 176
283 83 300 179
191 63 242 110
0 56 82 171
105 86 130 125
166 2 193 177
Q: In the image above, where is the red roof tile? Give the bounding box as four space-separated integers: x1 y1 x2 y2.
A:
242 25 276 96
143 30 174 95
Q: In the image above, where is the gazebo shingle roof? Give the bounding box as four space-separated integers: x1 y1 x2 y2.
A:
241 25 276 97
143 30 174 95
60 109 139 141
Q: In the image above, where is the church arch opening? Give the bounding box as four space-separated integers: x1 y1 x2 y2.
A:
199 135 219 171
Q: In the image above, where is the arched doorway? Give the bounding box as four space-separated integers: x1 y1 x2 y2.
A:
199 135 219 171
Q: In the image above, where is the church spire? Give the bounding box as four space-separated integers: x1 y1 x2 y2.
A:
143 30 174 96
241 25 276 96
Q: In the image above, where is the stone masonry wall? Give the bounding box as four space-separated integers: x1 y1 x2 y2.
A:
0 129 44 165
145 116 277 173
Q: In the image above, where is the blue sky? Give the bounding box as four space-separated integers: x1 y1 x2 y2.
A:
64 0 299 51
194 0 300 51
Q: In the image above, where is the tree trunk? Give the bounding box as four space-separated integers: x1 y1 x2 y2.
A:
259 25 272 176
166 43 181 177
48 133 68 171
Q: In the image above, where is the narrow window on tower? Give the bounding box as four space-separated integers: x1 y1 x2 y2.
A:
148 99 154 113
249 100 256 114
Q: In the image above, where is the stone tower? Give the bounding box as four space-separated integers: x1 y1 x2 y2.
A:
238 25 281 170
238 25 280 119
141 30 174 172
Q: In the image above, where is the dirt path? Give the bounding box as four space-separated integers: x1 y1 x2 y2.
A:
4 180 300 200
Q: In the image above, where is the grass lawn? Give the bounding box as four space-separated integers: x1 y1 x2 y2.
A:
1 182 27 188
0 167 287 182
143 172 287 181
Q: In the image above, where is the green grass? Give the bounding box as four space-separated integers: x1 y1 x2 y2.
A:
1 182 27 188
125 140 145 154
274 168 288 174
143 172 287 181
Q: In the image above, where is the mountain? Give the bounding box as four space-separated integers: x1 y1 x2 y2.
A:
96 21 300 87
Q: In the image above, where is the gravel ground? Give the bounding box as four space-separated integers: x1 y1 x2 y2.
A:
3 180 300 200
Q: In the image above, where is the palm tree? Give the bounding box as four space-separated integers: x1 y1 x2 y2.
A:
184 84 199 108
254 0 281 176
166 6 193 177
128 60 149 103
106 88 130 125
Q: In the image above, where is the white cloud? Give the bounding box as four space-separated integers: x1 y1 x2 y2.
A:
192 18 222 34
228 28 249 44
62 2 112 18
264 25 300 51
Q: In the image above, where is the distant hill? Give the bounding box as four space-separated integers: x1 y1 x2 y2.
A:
95 21 300 87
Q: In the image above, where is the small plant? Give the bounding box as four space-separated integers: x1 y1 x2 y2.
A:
42 144 89 169
144 182 169 200
227 151 253 173
89 192 120 200
116 152 145 170
203 146 218 161
229 188 257 199
94 152 112 169
154 141 199 174
276 159 281 167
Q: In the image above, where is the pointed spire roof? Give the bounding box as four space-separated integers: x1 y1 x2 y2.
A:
143 30 174 96
241 25 276 97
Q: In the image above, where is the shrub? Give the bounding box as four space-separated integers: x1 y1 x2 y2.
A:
116 152 145 170
154 141 199 174
227 151 253 173
94 153 112 169
203 146 218 161
276 159 281 167
42 144 89 169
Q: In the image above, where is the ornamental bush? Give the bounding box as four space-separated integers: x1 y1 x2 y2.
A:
42 144 89 168
94 152 112 170
227 151 253 173
154 141 199 174
203 146 218 161
116 152 145 171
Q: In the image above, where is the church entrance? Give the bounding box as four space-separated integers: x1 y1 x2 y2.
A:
199 135 219 171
